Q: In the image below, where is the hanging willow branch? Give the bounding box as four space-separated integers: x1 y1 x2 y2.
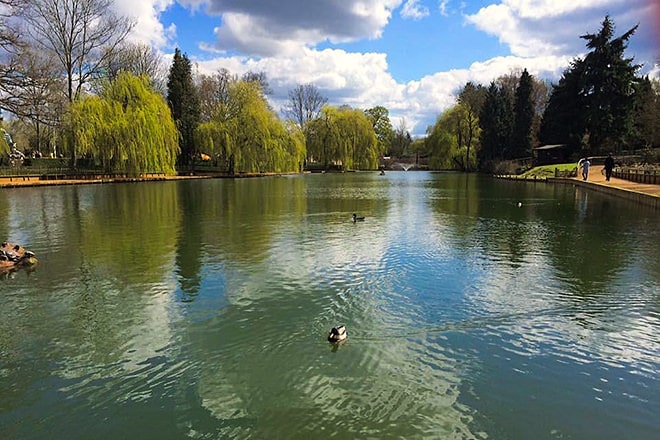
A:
63 72 179 175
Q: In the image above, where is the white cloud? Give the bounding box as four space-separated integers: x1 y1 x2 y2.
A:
180 0 403 57
439 0 450 17
465 0 652 59
123 0 657 138
195 48 571 137
401 0 430 20
502 0 623 19
114 0 176 49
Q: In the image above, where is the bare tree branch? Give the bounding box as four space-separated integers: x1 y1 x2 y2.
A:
21 0 135 102
284 83 327 131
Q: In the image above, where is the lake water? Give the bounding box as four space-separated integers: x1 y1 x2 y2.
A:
0 172 658 439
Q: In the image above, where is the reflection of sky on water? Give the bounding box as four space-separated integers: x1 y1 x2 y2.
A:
1 173 657 439
193 174 478 437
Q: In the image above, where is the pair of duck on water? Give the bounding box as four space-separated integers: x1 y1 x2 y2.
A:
0 242 37 266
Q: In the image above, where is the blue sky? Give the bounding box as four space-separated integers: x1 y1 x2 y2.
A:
120 0 659 136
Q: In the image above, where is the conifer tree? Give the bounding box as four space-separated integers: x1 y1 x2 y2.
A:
539 59 587 154
540 16 641 154
633 77 660 148
478 82 513 170
167 48 200 165
580 16 640 152
511 69 534 159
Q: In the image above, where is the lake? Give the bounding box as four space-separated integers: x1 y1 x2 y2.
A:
0 172 658 439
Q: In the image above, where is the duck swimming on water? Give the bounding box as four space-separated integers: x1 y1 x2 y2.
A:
352 213 365 223
328 325 347 343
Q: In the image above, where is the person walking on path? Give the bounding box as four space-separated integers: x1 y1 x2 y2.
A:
579 157 591 181
604 153 614 182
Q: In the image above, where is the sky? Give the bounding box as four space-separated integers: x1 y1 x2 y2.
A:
113 0 659 136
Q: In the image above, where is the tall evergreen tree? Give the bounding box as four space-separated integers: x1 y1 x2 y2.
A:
633 77 659 148
539 59 586 155
580 16 640 152
541 16 641 155
167 48 200 165
478 82 513 170
511 69 535 159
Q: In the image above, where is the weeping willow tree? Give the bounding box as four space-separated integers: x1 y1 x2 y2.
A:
195 80 305 174
306 106 379 170
0 128 11 156
425 104 480 170
63 72 179 175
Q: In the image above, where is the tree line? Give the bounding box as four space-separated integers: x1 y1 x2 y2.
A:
424 16 658 173
0 3 657 175
0 0 406 175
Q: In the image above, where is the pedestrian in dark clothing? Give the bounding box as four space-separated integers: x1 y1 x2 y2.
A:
604 153 614 181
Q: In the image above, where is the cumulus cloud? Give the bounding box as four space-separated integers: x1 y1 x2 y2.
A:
465 0 653 59
125 0 656 137
195 48 572 137
179 0 403 57
114 0 176 49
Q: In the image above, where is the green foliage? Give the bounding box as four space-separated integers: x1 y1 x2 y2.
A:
389 120 412 158
478 82 514 170
580 16 640 152
365 106 394 155
63 72 179 175
539 60 586 154
195 80 305 174
456 82 487 170
633 77 660 148
167 48 200 164
518 163 577 179
511 69 535 158
425 105 476 170
0 128 10 156
541 16 642 154
306 106 380 170
425 125 456 169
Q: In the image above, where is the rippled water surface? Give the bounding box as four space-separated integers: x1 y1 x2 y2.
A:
1 172 658 439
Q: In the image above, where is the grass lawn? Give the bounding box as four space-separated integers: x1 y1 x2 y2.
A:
517 163 577 179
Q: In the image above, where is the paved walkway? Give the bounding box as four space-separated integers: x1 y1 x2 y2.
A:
562 165 659 209
575 165 660 197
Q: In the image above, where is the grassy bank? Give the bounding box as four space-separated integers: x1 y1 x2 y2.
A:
498 163 577 180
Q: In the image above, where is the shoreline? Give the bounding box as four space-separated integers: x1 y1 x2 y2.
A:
0 171 289 188
497 165 659 209
3 168 658 209
555 165 659 209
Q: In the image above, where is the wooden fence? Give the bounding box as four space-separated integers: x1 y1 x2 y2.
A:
612 168 659 185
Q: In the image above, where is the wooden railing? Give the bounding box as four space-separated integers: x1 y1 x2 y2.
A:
612 168 659 185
